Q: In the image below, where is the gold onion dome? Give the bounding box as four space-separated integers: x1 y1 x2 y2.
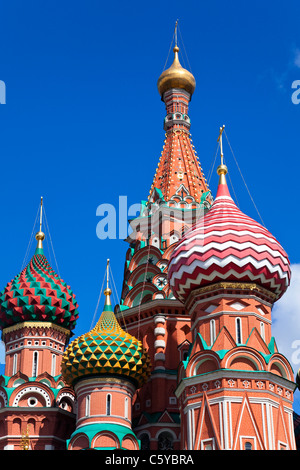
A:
157 45 196 97
61 286 151 388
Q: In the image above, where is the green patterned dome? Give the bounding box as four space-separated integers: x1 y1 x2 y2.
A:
0 231 79 331
61 288 151 388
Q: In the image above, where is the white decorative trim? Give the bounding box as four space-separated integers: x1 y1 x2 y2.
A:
0 390 7 407
154 316 166 325
154 340 165 349
57 392 75 404
230 301 247 311
154 327 165 336
13 386 51 407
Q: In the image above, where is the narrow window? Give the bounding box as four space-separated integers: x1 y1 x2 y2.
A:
85 394 90 416
210 319 216 345
51 354 56 376
32 351 38 377
12 353 18 375
183 350 188 361
106 394 111 416
124 397 128 419
245 441 252 450
236 318 242 344
260 322 265 340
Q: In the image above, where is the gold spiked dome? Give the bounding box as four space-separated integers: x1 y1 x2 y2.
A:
61 261 151 388
157 45 196 98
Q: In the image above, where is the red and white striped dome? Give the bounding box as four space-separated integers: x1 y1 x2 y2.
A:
168 168 291 303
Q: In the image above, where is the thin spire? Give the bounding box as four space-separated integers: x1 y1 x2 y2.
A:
106 258 110 290
217 125 225 166
217 125 228 185
103 259 112 309
174 19 178 47
35 197 45 252
39 196 43 232
216 125 230 198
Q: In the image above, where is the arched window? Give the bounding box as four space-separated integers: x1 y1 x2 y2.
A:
32 351 38 377
157 431 174 450
85 395 90 417
124 397 128 419
140 433 150 450
106 394 111 416
245 441 252 450
260 322 265 341
236 318 242 344
51 354 56 376
210 319 216 345
12 353 18 375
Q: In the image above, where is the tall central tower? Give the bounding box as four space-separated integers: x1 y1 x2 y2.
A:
116 35 213 450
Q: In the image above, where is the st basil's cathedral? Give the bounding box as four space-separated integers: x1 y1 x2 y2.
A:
0 29 299 451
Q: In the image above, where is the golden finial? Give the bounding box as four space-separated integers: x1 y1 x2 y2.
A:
35 197 45 250
217 125 228 184
104 259 112 306
21 426 30 450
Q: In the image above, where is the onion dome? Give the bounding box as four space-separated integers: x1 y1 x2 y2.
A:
168 163 291 303
61 280 151 388
157 45 196 98
0 222 79 331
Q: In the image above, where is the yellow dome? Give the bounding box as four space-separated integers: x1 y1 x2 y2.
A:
61 289 151 388
157 46 196 98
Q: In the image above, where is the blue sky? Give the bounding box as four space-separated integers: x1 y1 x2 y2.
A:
0 0 300 407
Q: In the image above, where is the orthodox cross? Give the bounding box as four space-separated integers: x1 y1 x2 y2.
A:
174 19 178 46
217 125 225 165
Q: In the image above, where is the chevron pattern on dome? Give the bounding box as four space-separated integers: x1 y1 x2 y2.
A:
61 299 151 388
168 170 291 303
0 252 79 330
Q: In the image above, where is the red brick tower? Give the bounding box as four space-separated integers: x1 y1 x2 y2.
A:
116 32 213 449
61 261 151 450
168 144 296 450
0 199 78 450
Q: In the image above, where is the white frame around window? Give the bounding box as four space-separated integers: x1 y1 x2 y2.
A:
201 438 215 450
51 354 56 376
240 436 256 450
106 394 111 416
85 394 90 417
210 319 216 346
260 321 265 341
12 353 18 375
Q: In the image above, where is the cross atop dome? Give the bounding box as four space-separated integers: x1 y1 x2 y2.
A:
35 197 45 254
147 23 212 206
216 124 231 198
